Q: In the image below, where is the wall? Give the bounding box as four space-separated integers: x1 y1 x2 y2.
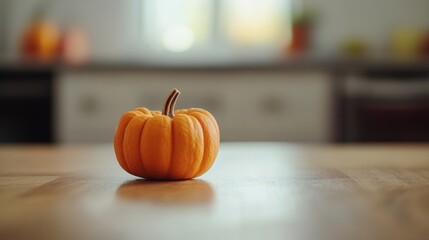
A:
304 0 429 55
4 0 429 60
5 0 141 60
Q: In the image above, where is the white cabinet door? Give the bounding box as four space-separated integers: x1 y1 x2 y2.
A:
217 71 333 141
55 70 332 143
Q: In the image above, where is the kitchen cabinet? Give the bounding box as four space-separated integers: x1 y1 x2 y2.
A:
342 67 429 142
0 67 53 143
55 70 333 142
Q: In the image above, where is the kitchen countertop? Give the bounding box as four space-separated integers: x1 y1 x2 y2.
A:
1 143 429 240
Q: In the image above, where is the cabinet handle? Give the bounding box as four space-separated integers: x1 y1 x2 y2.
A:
261 97 286 115
79 96 98 114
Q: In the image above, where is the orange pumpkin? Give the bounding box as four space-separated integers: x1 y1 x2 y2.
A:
114 89 220 180
21 19 60 62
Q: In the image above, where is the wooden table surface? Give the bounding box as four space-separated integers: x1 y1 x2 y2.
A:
1 143 429 240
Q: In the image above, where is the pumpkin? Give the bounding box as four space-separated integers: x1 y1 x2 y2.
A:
114 89 220 180
21 19 60 62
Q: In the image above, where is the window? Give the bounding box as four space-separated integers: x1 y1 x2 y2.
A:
142 0 213 52
222 0 291 46
141 0 291 55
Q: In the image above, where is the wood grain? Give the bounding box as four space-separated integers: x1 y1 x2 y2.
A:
0 143 429 240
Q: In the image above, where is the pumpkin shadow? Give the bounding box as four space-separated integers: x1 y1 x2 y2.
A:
116 179 214 205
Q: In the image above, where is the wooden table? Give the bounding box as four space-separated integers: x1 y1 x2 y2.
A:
1 143 429 240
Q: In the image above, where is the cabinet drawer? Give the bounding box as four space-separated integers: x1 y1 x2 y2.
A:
219 72 332 141
55 70 332 142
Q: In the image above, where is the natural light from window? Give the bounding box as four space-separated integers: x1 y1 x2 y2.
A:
223 0 291 46
141 0 291 54
142 0 212 52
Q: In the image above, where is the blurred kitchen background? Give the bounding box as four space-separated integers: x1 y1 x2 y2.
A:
0 0 429 143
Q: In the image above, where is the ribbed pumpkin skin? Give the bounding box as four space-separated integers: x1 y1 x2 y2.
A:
114 107 220 180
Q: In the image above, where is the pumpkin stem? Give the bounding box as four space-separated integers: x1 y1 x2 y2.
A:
162 88 180 118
